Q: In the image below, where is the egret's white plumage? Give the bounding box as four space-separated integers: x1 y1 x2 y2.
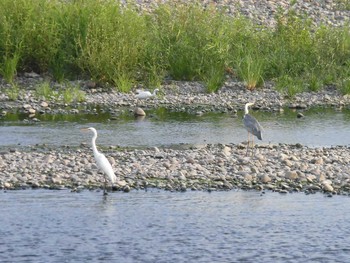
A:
82 127 117 194
243 102 263 154
135 89 159 100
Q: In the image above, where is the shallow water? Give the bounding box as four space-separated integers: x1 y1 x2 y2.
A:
1 190 350 263
1 107 350 147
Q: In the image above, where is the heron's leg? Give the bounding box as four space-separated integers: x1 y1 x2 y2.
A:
252 136 256 156
246 132 250 156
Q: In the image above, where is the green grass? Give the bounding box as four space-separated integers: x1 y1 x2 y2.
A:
0 0 349 96
335 0 350 10
35 81 85 103
35 81 54 99
5 83 20 100
62 84 86 104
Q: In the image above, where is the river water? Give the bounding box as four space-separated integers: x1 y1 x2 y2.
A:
1 190 350 263
2 107 350 262
1 107 350 147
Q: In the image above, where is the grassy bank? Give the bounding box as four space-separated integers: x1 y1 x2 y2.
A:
0 0 349 96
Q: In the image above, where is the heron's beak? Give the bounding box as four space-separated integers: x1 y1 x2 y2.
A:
80 128 89 132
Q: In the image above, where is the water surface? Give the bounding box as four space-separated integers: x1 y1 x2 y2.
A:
1 190 350 262
1 107 350 147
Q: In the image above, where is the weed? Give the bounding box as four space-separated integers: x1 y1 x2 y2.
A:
0 0 349 96
275 75 305 98
339 79 350 95
335 0 350 10
113 72 134 93
237 52 264 90
0 52 21 83
5 83 20 100
203 63 226 92
305 71 323 92
35 81 54 99
62 84 86 103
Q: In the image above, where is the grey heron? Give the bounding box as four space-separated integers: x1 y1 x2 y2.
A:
81 127 117 195
243 102 262 155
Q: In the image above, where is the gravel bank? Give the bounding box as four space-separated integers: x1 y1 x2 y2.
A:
1 77 350 117
1 143 350 196
128 0 350 28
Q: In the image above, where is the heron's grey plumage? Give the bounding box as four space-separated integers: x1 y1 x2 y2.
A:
243 114 262 140
243 102 263 156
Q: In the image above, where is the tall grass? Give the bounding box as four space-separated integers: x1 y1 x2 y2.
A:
0 0 349 95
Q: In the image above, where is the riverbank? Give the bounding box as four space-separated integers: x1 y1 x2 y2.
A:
1 76 350 117
1 142 350 196
131 0 350 28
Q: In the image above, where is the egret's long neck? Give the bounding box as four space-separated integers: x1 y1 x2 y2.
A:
91 132 99 156
152 90 158 96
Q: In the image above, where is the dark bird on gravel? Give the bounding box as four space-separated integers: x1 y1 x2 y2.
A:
243 102 263 155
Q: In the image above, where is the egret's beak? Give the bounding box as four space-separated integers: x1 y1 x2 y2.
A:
80 128 89 132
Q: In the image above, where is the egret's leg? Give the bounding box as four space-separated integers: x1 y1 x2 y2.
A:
103 176 108 196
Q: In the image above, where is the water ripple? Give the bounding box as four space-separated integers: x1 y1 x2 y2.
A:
1 190 350 262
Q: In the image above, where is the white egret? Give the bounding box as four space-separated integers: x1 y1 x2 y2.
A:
243 102 263 155
81 127 117 195
135 88 159 100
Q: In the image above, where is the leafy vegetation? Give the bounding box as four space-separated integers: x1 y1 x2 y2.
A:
35 81 85 103
0 0 349 95
335 0 350 10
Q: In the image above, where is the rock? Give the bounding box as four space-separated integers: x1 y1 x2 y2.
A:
282 159 293 167
244 173 253 181
23 104 32 110
306 174 316 182
116 180 127 187
297 112 305 118
40 101 49 107
176 171 186 181
323 183 334 192
260 174 271 183
311 158 324 165
222 146 231 157
85 81 97 89
285 171 299 180
123 185 131 192
134 107 146 116
24 72 40 78
4 182 12 189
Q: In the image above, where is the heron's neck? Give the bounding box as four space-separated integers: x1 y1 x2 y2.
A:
91 133 99 156
244 104 249 115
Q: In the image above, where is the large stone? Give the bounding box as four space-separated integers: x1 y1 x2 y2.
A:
285 171 299 180
323 183 334 192
260 174 271 183
222 146 231 157
134 107 146 116
40 101 49 108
